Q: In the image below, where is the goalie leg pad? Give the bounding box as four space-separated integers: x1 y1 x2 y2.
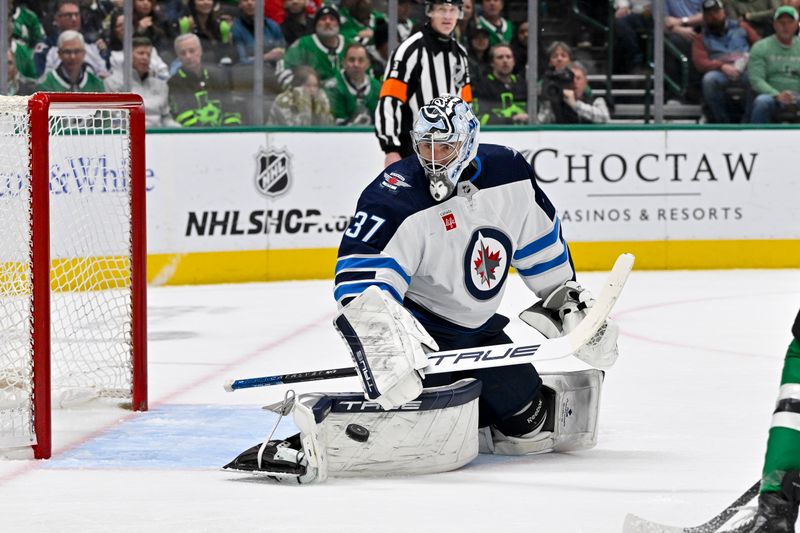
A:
226 379 482 483
311 378 481 478
479 369 603 456
333 285 438 410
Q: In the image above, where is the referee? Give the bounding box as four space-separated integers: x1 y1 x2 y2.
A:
374 0 473 168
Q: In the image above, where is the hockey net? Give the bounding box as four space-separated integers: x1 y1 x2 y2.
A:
0 93 147 459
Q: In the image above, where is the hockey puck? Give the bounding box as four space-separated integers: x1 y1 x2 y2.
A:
345 423 369 442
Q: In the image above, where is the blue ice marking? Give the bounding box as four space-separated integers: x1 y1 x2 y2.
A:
46 404 299 470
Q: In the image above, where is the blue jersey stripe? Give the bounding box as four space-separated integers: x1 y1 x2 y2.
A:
469 156 483 182
513 218 561 261
333 281 404 304
336 257 411 285
516 244 570 277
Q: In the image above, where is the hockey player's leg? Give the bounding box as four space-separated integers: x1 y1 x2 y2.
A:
733 338 800 532
763 340 800 493
223 378 482 483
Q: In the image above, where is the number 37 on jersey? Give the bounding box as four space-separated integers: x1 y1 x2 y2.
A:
344 211 385 243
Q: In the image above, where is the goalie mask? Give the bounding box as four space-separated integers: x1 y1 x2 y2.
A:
411 95 479 201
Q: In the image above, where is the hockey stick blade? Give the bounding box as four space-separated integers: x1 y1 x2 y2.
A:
225 254 634 392
622 480 761 533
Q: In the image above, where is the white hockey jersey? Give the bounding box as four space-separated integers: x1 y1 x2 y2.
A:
334 144 575 330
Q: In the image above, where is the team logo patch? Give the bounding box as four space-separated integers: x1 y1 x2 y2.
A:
380 172 412 193
440 209 457 231
463 228 512 301
255 147 291 197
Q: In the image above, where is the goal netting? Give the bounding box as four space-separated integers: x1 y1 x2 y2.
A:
0 93 147 459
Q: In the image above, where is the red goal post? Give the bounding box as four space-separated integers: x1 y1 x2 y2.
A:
0 92 147 460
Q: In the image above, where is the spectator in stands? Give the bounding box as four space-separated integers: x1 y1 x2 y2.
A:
397 0 417 43
785 0 800 32
466 25 492 79
510 21 528 75
477 0 513 45
232 0 286 64
613 0 652 74
168 34 242 126
10 17 39 81
36 30 106 92
339 0 386 43
326 42 381 125
537 61 610 124
158 0 188 26
38 0 109 78
107 10 170 79
278 5 344 89
177 0 238 65
546 40 573 71
473 43 527 124
269 65 333 125
374 0 472 166
665 0 704 101
282 0 313 46
749 5 800 122
6 49 35 96
455 0 476 46
693 0 759 122
368 19 389 79
133 0 171 52
11 1 45 50
666 0 704 40
726 0 781 36
105 37 178 127
79 0 114 44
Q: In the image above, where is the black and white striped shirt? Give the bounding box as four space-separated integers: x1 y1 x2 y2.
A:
374 24 472 156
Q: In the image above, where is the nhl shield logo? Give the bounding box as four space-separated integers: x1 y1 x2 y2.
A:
255 148 291 197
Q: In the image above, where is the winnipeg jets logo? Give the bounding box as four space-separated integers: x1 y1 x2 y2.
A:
463 228 512 301
381 172 412 192
473 237 502 287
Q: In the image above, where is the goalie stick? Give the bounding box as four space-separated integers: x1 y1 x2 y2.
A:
224 253 634 392
622 480 761 533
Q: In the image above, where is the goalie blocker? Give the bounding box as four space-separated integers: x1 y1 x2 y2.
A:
223 369 603 483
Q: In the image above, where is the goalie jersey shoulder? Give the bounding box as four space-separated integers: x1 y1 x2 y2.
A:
339 144 537 253
337 156 435 257
335 144 571 324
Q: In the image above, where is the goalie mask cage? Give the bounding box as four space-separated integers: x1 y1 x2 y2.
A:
0 93 147 460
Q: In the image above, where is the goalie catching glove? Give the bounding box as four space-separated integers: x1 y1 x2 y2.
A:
520 281 620 368
333 285 438 410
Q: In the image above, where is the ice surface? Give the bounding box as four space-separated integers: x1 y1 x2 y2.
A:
1 269 798 532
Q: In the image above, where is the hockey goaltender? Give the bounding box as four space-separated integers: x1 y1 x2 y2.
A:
224 96 621 483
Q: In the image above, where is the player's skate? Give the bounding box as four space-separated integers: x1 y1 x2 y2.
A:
728 471 800 533
223 433 315 484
